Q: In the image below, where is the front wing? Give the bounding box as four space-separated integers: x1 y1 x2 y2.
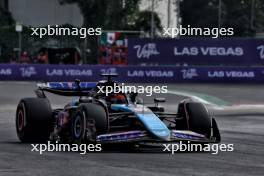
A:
96 130 217 143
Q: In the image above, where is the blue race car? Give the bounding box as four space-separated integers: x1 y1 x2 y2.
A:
16 74 221 145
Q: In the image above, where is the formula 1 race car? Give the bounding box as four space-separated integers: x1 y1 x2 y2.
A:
16 74 221 145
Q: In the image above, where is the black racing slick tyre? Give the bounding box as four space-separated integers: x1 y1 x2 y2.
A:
71 103 108 143
186 102 211 137
177 101 211 137
16 98 53 142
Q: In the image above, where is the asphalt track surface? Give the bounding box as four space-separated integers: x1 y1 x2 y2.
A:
0 82 264 176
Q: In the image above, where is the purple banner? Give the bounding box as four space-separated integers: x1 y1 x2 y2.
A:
1 64 264 83
128 38 264 65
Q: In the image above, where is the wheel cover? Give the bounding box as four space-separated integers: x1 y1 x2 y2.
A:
74 115 82 138
17 110 24 131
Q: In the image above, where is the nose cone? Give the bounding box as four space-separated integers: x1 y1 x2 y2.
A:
153 129 171 141
136 112 171 141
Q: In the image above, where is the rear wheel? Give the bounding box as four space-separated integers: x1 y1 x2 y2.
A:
71 103 108 143
16 98 53 142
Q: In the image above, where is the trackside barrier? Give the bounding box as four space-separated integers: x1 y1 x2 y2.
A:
0 64 264 83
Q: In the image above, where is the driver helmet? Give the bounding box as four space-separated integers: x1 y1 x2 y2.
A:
106 94 126 104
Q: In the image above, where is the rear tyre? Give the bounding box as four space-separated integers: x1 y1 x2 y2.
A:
71 103 108 143
16 98 53 142
71 109 92 143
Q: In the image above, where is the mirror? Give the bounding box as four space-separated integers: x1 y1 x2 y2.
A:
154 98 166 103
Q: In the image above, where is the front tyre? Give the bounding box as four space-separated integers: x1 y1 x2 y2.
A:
177 101 213 138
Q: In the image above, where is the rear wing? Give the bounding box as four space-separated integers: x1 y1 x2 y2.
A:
36 82 97 96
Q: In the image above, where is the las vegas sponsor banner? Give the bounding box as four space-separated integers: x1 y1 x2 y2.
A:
0 64 95 81
195 67 262 83
0 64 264 83
124 67 264 83
128 38 264 65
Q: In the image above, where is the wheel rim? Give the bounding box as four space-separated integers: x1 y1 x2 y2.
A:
74 115 82 138
17 110 24 131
